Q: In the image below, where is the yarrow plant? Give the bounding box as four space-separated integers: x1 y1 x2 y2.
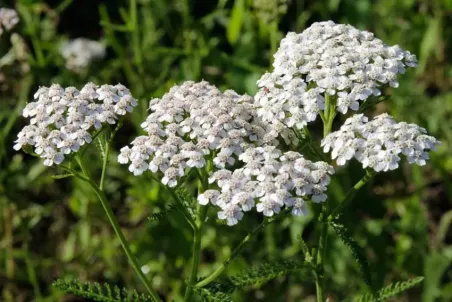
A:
15 21 438 301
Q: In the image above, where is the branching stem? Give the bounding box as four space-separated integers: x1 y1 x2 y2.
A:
195 209 290 288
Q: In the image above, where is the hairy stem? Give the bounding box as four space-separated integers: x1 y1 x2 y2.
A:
75 156 161 301
328 170 376 221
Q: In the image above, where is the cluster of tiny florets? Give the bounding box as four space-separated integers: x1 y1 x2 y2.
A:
14 83 137 166
198 146 334 225
254 21 418 132
255 72 325 133
321 113 440 172
0 8 19 36
60 38 106 71
118 81 272 185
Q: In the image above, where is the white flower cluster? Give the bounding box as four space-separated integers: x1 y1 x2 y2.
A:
0 8 19 36
322 113 440 172
198 146 334 225
118 81 272 184
254 21 418 132
60 38 106 71
14 83 137 166
255 72 324 131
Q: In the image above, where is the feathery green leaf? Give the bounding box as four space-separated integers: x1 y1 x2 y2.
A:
52 279 155 302
175 185 196 219
330 220 372 287
147 204 183 221
52 173 74 179
353 276 424 302
229 259 307 287
192 286 234 302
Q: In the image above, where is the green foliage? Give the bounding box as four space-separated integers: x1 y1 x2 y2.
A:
147 204 183 222
52 279 155 302
330 220 373 288
192 285 234 302
228 259 308 287
51 173 74 179
352 277 424 302
174 185 196 219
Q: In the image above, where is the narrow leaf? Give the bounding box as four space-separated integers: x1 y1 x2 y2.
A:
227 0 245 45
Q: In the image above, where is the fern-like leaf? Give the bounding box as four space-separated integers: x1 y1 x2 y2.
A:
229 259 307 287
53 279 155 302
353 276 424 302
192 286 234 302
175 186 196 219
147 204 183 221
52 173 74 179
330 220 372 287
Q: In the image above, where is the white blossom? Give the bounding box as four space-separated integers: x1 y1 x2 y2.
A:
118 81 272 187
322 113 440 172
14 83 137 166
254 21 418 132
199 146 334 225
60 38 106 71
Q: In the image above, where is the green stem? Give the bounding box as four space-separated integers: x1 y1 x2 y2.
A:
315 203 328 302
195 210 290 288
99 121 122 191
74 157 161 301
315 93 337 301
184 204 209 301
328 170 376 221
99 142 110 191
184 171 210 301
91 182 160 301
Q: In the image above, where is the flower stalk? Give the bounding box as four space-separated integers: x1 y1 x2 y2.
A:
73 147 161 301
184 171 210 301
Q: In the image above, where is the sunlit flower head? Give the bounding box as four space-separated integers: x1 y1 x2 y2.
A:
14 83 137 166
321 113 440 172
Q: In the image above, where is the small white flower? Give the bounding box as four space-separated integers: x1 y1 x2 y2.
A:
218 203 244 226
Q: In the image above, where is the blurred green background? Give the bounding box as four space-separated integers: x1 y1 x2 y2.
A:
0 0 451 301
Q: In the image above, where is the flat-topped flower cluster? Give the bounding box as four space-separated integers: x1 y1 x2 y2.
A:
199 146 334 225
14 83 137 166
322 113 440 172
254 20 418 133
118 81 275 182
